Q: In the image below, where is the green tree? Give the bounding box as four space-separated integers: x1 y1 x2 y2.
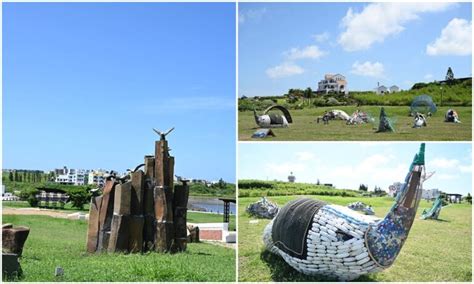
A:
446 67 454 83
359 184 368 191
8 171 13 182
465 193 472 204
14 171 18 182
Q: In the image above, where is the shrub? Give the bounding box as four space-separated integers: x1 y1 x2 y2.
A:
67 187 92 210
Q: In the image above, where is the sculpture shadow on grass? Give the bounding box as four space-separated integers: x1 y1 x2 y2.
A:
260 250 378 282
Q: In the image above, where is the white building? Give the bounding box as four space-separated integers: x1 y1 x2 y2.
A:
375 85 388 95
318 74 348 95
422 188 440 200
388 182 404 197
389 85 400 93
88 169 108 187
55 167 87 185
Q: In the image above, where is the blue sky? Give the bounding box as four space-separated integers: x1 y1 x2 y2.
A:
239 143 472 195
239 2 472 97
3 3 236 182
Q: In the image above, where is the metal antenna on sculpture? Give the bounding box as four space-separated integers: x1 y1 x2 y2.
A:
153 127 175 141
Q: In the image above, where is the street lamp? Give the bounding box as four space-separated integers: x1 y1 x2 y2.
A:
439 86 443 107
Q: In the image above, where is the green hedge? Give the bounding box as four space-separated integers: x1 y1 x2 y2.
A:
238 180 360 198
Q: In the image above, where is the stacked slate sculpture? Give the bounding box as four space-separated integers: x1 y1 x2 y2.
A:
86 128 189 254
263 144 426 281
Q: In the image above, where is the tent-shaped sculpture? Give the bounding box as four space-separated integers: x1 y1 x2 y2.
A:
254 105 293 128
376 107 394 132
421 195 443 220
410 95 437 114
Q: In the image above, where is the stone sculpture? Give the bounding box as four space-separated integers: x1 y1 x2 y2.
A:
263 144 426 281
254 105 293 128
2 224 30 279
86 128 189 254
246 197 279 219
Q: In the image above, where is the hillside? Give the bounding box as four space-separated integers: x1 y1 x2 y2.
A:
239 78 472 110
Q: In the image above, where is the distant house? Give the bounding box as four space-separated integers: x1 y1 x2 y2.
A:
375 85 388 95
389 85 400 93
317 74 348 95
422 188 440 200
388 182 404 197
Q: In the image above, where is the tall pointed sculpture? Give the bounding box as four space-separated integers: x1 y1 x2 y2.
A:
263 144 426 280
86 128 189 254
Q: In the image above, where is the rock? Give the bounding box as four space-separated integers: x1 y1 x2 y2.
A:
2 226 30 256
246 197 279 219
2 253 21 279
55 266 64 277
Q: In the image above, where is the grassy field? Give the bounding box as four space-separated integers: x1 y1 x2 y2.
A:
2 214 236 282
239 106 472 141
238 195 472 282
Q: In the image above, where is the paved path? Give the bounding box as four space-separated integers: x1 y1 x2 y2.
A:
2 207 75 219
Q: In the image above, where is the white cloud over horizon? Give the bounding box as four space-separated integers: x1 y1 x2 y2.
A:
338 3 454 51
351 61 385 78
239 7 267 24
266 62 304 78
283 45 327 60
426 18 472 56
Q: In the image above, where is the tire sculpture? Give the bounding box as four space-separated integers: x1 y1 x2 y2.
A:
254 105 293 128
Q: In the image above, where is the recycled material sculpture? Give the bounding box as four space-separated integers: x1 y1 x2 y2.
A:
86 128 189 254
347 202 375 215
246 197 279 219
254 105 293 128
421 195 443 220
376 107 394 132
263 144 426 281
445 109 461 123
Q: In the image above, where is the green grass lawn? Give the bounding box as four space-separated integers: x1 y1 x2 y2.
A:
2 201 90 212
239 106 472 141
2 201 236 231
238 195 472 282
2 214 236 282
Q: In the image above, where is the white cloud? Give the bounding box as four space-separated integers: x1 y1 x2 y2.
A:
426 18 472 56
437 174 459 180
265 162 305 176
431 158 460 168
424 74 433 80
239 8 267 24
312 32 330 43
326 154 407 189
338 3 453 51
351 61 385 78
295 151 316 161
459 165 472 173
266 62 304 79
284 45 327 60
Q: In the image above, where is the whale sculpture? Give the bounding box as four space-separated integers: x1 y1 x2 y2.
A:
263 143 426 281
254 105 293 128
